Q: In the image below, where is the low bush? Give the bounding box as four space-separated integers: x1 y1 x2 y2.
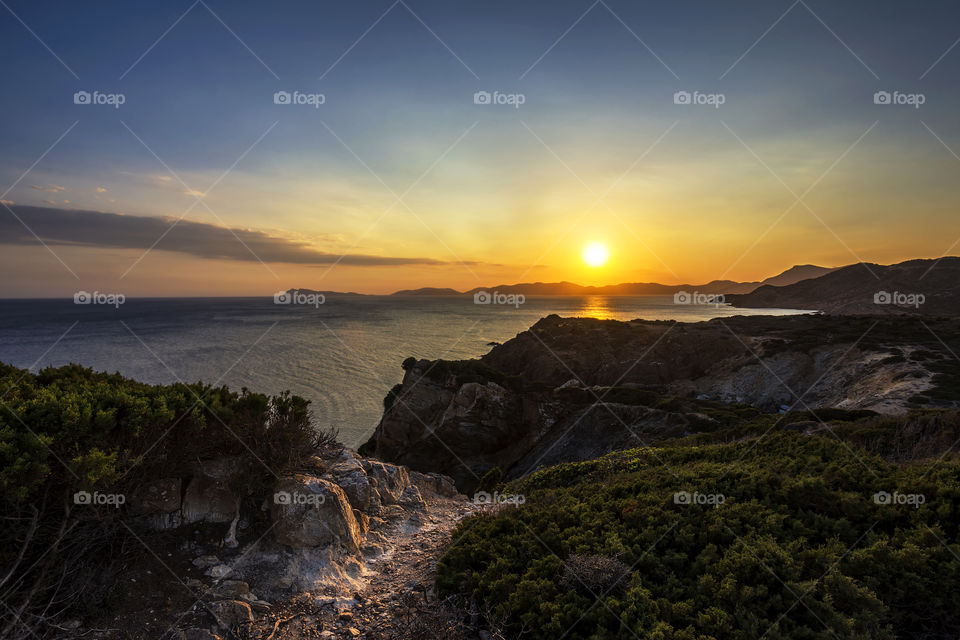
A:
438 432 960 639
0 362 331 639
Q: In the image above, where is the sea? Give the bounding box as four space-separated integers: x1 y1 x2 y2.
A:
0 296 811 448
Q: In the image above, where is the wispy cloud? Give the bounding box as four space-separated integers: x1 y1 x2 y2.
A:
0 204 482 267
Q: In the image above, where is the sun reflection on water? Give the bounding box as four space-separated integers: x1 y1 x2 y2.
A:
576 296 615 319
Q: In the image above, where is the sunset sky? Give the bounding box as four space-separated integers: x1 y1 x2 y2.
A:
2 0 959 296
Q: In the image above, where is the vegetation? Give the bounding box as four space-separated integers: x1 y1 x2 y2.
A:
0 362 329 639
438 422 960 639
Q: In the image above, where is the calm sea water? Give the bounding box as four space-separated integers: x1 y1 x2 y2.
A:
0 296 811 447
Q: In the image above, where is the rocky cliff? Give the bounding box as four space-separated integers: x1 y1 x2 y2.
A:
360 313 960 490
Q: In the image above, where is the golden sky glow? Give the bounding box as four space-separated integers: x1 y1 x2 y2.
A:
3 2 960 297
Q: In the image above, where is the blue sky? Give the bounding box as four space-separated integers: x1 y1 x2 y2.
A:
1 0 959 295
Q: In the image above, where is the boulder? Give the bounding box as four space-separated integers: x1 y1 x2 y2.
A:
208 600 253 629
398 485 426 510
182 457 243 524
270 474 364 552
206 564 233 579
207 579 249 599
130 478 181 513
130 478 183 529
360 460 409 504
408 470 460 498
327 450 376 512
192 555 221 569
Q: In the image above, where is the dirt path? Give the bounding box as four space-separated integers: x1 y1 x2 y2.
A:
246 496 478 640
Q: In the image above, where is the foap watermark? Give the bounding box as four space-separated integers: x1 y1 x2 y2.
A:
473 90 525 108
674 491 725 507
473 491 525 506
473 290 525 308
274 289 325 308
74 490 126 507
74 291 125 308
874 290 925 309
674 291 725 307
873 90 925 109
273 90 326 108
273 490 325 506
673 90 725 108
73 90 126 109
873 490 925 509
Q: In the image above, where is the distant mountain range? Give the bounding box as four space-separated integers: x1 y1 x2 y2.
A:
288 258 960 315
727 257 960 315
384 264 838 297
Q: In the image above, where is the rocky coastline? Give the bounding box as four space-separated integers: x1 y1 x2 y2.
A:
15 311 960 639
360 313 956 490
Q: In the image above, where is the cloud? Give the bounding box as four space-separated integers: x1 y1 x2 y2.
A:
0 205 481 267
96 187 108 193
183 189 206 197
0 200 13 206
30 184 66 193
42 199 56 205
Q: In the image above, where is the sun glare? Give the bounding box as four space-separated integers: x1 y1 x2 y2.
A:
582 242 610 267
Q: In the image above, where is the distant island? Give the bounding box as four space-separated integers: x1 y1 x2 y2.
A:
292 263 838 298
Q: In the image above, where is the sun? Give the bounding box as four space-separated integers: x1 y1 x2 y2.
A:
582 242 610 267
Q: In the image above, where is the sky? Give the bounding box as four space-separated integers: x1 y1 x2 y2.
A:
1 0 959 296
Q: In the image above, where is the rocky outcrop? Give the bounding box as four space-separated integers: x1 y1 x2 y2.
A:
126 445 458 563
408 470 459 498
109 448 469 640
360 314 954 490
182 457 244 524
271 474 364 552
129 457 247 533
129 478 182 529
325 450 376 511
358 352 728 490
360 459 410 505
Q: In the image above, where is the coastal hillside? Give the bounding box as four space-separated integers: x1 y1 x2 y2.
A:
0 363 474 640
360 313 960 490
5 312 960 639
727 257 960 315
438 429 960 639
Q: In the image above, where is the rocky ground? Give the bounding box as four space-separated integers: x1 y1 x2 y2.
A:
73 448 485 640
244 495 479 640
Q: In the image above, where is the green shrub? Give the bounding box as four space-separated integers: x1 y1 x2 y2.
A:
477 467 503 494
438 432 960 639
0 362 331 637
